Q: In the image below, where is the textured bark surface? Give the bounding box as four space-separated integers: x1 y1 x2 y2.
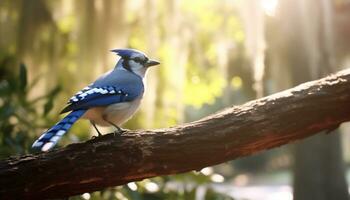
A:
1 69 350 199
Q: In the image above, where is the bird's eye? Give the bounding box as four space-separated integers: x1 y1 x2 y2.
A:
133 57 142 63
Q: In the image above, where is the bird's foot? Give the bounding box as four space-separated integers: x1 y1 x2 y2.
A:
113 128 128 137
91 132 103 139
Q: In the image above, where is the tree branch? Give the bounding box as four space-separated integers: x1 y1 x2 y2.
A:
1 69 350 199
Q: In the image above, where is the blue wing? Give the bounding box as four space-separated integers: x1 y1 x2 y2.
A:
60 85 143 113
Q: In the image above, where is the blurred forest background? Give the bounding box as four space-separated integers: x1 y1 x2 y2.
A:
1 0 350 199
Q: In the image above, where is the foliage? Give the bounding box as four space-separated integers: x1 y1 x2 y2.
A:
0 55 60 158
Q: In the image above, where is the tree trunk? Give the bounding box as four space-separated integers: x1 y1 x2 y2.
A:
294 130 349 200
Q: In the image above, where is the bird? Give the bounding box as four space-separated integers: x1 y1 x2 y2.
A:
32 48 160 151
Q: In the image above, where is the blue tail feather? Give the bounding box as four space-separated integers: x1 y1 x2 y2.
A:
32 110 86 151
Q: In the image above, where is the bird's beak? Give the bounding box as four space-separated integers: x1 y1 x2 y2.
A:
145 59 160 67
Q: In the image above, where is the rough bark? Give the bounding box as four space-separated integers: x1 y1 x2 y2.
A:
1 69 350 199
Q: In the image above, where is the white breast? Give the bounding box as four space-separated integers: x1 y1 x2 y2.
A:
82 97 142 127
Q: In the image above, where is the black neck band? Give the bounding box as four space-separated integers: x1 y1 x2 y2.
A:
122 58 132 72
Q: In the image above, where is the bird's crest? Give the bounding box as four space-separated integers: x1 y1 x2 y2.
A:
111 49 144 58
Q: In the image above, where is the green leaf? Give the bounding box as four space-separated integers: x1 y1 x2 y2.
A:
19 63 27 92
27 74 43 91
43 86 61 116
43 99 54 116
48 85 61 97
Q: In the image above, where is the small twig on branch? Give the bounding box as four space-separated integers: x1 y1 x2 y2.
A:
1 69 350 199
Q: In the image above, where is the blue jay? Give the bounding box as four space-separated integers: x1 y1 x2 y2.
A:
32 49 160 151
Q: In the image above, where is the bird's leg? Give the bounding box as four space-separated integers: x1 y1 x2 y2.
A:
90 121 102 137
102 116 125 136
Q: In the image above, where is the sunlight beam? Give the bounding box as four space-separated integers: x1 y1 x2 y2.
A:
260 0 279 16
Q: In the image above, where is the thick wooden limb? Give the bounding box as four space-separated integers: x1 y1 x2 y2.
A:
1 69 350 199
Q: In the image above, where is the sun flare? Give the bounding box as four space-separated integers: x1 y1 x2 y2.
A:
260 0 279 16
